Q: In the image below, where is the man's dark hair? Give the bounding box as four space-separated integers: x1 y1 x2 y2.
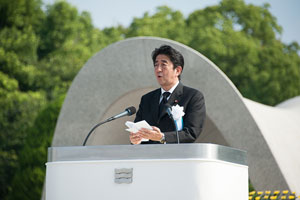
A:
152 45 184 80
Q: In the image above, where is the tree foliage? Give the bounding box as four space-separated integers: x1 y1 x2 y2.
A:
126 6 188 44
0 0 123 199
6 95 64 200
185 0 299 105
0 1 46 198
0 0 299 199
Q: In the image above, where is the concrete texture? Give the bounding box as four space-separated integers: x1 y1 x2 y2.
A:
51 37 299 192
244 97 300 193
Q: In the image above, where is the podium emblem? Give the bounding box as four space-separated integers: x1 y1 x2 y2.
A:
114 168 133 184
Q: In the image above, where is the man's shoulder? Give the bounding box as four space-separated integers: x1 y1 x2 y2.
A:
182 84 204 97
141 88 160 99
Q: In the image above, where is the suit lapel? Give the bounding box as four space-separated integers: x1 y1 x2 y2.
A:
158 82 183 121
167 82 183 106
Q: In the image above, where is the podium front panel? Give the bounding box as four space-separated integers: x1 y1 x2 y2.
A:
46 144 248 200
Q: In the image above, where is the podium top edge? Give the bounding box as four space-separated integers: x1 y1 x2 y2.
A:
47 143 247 166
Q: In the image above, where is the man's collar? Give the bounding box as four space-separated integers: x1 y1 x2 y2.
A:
161 81 180 95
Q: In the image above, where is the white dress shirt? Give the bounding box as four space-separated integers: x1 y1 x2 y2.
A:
159 81 179 103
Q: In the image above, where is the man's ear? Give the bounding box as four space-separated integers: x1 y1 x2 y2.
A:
176 66 183 76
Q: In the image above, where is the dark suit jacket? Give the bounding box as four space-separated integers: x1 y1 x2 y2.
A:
134 82 206 143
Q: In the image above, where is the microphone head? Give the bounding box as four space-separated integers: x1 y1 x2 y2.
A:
164 103 172 110
164 104 172 116
125 106 136 116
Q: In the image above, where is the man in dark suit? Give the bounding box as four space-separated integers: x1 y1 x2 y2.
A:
130 45 205 144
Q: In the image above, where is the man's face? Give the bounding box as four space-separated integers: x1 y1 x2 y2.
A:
154 54 182 90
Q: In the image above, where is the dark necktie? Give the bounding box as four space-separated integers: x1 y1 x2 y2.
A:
159 92 171 115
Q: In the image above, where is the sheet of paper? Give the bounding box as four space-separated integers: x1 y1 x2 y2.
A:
125 120 152 142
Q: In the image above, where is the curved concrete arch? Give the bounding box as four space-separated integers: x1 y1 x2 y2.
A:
244 97 300 193
52 37 293 191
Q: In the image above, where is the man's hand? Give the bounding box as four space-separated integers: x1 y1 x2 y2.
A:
129 126 164 144
129 132 143 144
138 126 163 141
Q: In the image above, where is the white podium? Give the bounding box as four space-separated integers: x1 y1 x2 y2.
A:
46 144 248 200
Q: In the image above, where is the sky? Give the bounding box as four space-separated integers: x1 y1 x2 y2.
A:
42 0 300 45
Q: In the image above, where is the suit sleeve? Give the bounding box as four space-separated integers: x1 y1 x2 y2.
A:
164 91 206 143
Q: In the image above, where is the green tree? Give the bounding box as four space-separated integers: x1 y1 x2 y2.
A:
6 95 64 200
37 1 124 99
126 6 188 44
0 0 125 199
0 71 46 198
0 0 44 31
186 0 300 105
0 1 47 197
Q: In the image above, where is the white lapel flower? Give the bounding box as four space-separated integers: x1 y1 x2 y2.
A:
171 104 185 120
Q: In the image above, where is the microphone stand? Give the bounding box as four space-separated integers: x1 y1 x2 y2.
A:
165 105 180 144
171 116 180 144
82 106 136 146
82 118 114 146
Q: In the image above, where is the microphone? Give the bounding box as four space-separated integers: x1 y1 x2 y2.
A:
107 106 136 121
164 104 173 117
83 106 136 146
164 104 180 144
